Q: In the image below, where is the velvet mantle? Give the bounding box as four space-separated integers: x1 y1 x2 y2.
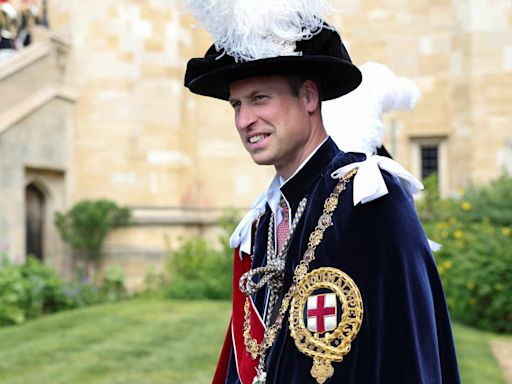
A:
220 138 460 384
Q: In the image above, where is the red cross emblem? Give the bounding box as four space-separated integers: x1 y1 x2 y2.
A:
306 293 337 334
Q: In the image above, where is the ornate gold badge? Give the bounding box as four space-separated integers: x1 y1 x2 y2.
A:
289 267 364 384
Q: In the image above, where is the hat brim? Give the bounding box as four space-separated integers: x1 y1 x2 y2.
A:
186 55 362 101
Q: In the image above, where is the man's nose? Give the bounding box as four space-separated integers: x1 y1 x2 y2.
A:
236 105 257 131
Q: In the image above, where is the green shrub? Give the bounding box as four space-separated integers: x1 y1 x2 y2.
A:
141 267 167 298
0 258 129 327
426 219 512 333
0 257 68 326
0 250 8 267
451 174 512 226
62 280 100 308
420 173 512 333
164 210 239 300
100 266 127 302
55 200 131 260
166 237 232 300
20 257 69 317
0 265 28 325
55 200 131 281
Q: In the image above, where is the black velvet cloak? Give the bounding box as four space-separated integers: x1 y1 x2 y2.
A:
224 138 460 384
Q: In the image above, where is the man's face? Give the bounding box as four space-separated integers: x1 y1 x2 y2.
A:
229 75 316 176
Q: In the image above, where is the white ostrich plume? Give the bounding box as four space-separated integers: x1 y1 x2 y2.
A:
185 0 336 62
323 62 421 154
1 2 17 19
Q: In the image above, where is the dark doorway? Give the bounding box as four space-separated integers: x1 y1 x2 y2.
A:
25 184 45 260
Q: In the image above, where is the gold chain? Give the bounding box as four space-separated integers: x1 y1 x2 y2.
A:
243 168 358 360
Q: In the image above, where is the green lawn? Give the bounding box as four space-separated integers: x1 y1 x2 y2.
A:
0 299 230 384
0 299 507 383
453 323 508 384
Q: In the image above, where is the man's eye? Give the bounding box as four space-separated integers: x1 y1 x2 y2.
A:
254 95 268 101
230 101 241 109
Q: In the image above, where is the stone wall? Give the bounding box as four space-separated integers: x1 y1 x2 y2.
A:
335 0 512 194
0 31 75 272
3 0 508 289
22 0 512 202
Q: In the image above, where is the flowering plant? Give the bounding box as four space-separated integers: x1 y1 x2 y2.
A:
420 173 512 333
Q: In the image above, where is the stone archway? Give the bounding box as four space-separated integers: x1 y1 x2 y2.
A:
25 183 46 260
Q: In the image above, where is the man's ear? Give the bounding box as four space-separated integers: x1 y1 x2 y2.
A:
302 80 320 113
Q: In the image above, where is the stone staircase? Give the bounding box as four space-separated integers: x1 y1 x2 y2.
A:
0 27 75 137
0 26 76 276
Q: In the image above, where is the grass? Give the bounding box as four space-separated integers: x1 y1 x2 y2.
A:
0 299 507 383
453 323 508 384
0 299 230 384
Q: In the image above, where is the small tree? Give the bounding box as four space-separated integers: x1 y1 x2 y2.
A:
55 199 131 280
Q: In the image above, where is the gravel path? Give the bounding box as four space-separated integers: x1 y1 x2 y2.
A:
491 340 512 384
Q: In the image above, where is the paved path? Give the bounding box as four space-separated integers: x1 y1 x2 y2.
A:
491 340 512 384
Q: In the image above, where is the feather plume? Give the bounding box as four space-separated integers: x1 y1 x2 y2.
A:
185 0 336 62
1 3 17 19
323 62 421 154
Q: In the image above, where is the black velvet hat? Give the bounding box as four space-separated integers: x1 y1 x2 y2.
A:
184 26 362 101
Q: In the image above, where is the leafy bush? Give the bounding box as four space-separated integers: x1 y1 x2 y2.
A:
62 279 99 308
450 174 512 227
0 257 68 326
164 211 239 300
0 257 129 327
141 267 167 298
0 265 30 325
20 257 70 316
55 199 131 262
166 237 233 300
426 219 512 333
100 266 127 302
420 173 512 333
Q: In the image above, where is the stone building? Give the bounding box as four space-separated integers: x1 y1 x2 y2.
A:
1 0 511 289
0 26 75 276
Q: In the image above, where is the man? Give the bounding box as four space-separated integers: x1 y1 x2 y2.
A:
184 2 460 383
0 0 17 50
229 76 325 180
17 0 38 47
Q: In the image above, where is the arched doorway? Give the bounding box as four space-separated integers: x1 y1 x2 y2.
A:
25 183 46 260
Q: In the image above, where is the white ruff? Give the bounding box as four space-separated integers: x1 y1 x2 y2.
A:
185 0 336 62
